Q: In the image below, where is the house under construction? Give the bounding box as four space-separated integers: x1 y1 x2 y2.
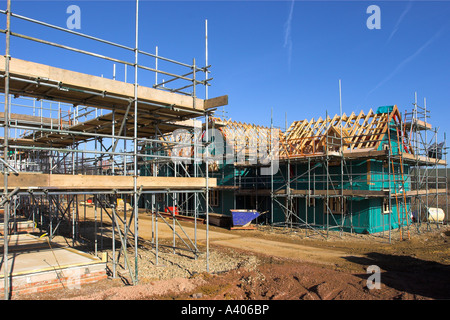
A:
0 0 448 299
208 103 448 239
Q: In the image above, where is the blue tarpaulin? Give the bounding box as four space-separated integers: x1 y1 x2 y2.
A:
230 209 261 227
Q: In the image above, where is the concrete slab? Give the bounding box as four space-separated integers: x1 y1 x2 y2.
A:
0 219 35 234
0 234 107 297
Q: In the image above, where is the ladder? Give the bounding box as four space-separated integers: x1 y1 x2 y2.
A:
387 114 410 240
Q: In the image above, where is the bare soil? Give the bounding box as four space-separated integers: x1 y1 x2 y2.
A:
16 207 450 301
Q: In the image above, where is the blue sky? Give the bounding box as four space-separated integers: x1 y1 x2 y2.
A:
2 0 450 144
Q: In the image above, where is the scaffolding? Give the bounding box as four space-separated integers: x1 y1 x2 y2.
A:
404 93 448 233
0 0 228 299
208 101 447 241
273 102 447 240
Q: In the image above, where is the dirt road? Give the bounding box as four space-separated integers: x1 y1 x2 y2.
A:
135 212 353 266
21 207 450 300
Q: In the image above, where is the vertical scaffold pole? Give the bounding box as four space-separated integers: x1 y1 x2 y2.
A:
388 112 392 244
205 19 208 100
424 97 429 231
205 113 210 273
326 110 329 239
3 0 11 300
203 20 210 272
445 132 448 225
155 46 158 86
270 108 274 231
133 0 139 285
339 79 344 236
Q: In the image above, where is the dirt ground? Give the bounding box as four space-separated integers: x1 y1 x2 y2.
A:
16 206 450 301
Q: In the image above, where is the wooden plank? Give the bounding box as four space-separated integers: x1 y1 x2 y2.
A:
343 148 387 159
404 119 432 131
0 137 68 147
208 213 232 228
401 152 447 166
0 173 216 190
2 173 50 189
0 57 195 109
230 225 257 230
289 189 387 197
0 57 227 113
0 112 69 126
204 95 228 109
151 212 205 224
402 189 447 196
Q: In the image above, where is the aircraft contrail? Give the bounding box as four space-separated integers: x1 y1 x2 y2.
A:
284 0 295 70
387 1 413 44
368 27 444 96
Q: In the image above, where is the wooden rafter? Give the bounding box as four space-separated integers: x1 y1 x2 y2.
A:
195 106 415 162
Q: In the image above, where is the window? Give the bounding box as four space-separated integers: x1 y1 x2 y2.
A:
382 189 390 214
209 190 219 207
308 196 315 207
325 197 347 214
382 198 390 214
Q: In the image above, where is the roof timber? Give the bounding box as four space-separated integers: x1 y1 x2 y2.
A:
283 106 404 158
208 117 286 160
210 106 445 165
